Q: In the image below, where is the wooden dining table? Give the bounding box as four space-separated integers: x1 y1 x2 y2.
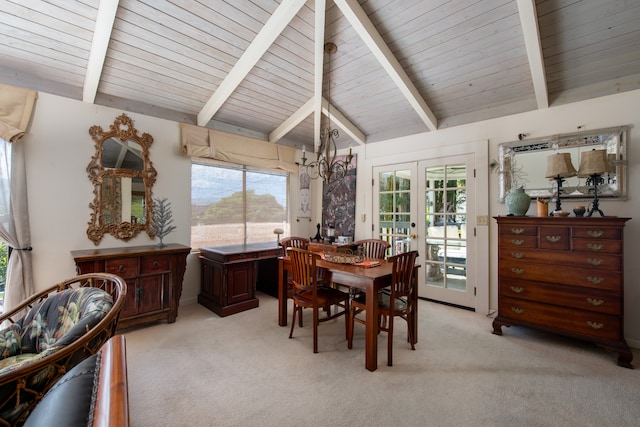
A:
278 256 419 371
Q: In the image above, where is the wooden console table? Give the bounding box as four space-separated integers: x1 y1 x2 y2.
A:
199 242 282 317
72 244 190 330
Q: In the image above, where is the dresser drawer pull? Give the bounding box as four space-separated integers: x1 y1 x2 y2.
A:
511 239 524 246
511 252 524 259
586 276 604 285
118 265 125 273
153 260 159 269
586 321 604 330
510 228 525 235
586 298 604 306
587 258 605 266
511 307 524 315
510 286 524 293
545 235 562 243
587 243 604 251
587 230 604 238
511 268 524 275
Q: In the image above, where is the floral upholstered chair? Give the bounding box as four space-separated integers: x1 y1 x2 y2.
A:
0 273 126 426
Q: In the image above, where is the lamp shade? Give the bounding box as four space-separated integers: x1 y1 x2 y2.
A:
545 152 577 179
607 153 617 174
577 149 609 177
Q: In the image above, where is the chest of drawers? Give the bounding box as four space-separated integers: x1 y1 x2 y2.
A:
493 216 632 368
72 244 190 330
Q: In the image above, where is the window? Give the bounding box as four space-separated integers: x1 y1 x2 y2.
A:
191 162 289 249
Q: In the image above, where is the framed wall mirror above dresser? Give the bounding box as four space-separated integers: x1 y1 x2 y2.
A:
498 126 630 202
87 114 157 245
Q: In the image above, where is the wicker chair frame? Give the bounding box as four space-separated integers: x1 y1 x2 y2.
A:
0 273 127 426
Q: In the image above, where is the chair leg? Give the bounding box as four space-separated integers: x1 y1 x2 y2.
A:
313 307 319 353
387 315 394 366
289 304 298 338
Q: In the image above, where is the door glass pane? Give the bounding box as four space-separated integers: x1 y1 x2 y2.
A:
379 169 411 255
424 164 467 291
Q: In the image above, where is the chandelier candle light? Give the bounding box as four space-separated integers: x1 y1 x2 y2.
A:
298 42 353 184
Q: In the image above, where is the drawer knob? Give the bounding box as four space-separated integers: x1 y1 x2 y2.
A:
586 321 604 330
511 267 524 275
511 228 525 235
510 286 524 294
587 230 605 238
586 298 604 306
118 265 125 273
511 252 524 259
511 307 524 315
153 260 159 268
587 243 604 251
511 239 524 246
545 235 562 243
587 258 605 266
586 276 604 285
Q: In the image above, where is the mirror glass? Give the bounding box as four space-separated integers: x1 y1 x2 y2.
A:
498 126 629 202
87 114 157 244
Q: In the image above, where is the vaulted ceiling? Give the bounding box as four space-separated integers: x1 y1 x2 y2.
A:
1 0 638 150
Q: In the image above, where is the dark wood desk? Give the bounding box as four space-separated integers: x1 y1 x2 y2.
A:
200 243 282 317
278 256 419 371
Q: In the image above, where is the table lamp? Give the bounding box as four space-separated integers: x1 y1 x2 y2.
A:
545 152 577 212
578 149 609 217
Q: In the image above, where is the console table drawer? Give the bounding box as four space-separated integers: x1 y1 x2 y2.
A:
140 255 170 274
105 258 138 278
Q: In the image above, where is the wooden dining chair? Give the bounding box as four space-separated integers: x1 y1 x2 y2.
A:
354 239 390 259
288 248 350 353
347 250 419 366
280 236 309 252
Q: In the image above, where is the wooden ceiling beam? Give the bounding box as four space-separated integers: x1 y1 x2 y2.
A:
313 0 326 150
335 0 438 132
83 0 119 103
269 98 314 143
517 0 549 109
197 0 306 127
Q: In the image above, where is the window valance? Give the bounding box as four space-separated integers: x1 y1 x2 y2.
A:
0 84 38 142
180 123 297 173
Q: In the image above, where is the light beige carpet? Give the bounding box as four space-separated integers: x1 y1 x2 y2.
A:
124 294 640 427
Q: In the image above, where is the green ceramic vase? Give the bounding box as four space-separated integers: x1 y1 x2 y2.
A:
505 188 531 216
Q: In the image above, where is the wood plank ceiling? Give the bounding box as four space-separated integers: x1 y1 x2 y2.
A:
1 0 638 150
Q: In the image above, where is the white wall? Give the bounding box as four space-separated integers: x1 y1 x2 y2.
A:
23 89 640 347
348 89 640 348
24 94 198 301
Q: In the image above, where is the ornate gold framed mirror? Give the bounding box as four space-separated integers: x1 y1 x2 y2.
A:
87 114 157 245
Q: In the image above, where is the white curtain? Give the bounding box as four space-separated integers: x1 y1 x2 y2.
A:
0 138 34 309
0 84 37 310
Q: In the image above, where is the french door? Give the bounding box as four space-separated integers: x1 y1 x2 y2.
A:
418 155 475 308
373 154 476 309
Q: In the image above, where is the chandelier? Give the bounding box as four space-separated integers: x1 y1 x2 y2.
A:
298 42 353 184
